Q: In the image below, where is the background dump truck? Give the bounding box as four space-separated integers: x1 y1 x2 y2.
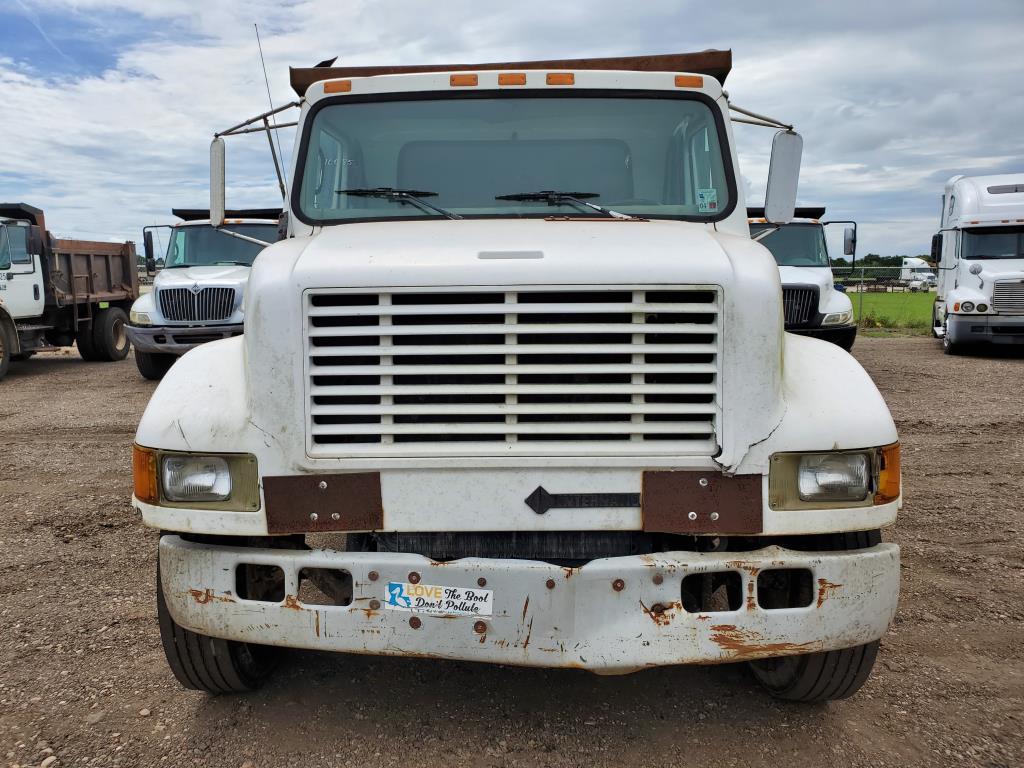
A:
749 206 858 350
932 174 1024 354
127 208 280 379
0 203 138 381
133 51 901 702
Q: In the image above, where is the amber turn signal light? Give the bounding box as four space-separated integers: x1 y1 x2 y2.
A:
546 72 575 85
874 442 901 504
133 444 159 504
674 75 704 88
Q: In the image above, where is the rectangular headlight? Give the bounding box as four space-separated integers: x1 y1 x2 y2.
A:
797 453 869 501
162 455 232 501
822 310 852 326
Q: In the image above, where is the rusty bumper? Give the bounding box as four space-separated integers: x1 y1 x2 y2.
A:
159 536 899 672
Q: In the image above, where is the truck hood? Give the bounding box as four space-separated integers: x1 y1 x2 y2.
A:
244 219 786 472
289 219 739 286
777 265 834 293
155 265 251 287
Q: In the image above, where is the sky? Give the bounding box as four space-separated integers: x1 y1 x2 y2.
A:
1 0 1022 256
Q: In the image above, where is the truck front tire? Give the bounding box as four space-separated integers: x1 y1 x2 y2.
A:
157 561 281 694
135 351 176 380
0 322 12 380
748 529 883 701
92 308 131 361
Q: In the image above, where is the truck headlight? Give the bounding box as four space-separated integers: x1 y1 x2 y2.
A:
769 443 900 509
822 310 853 326
960 301 975 313
797 453 869 501
132 445 259 511
163 456 231 501
130 309 152 326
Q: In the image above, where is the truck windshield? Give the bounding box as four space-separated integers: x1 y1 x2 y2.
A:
164 224 278 268
0 224 30 264
961 225 1024 260
750 223 829 267
296 94 732 224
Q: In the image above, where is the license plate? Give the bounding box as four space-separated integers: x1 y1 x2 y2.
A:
384 581 493 617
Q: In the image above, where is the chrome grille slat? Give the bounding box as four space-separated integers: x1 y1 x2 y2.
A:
158 287 236 322
304 286 721 457
781 286 818 327
992 281 1024 314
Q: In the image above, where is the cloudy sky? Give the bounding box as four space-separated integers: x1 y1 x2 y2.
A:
1 0 1022 255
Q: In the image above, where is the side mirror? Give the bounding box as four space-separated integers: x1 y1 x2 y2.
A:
143 230 155 261
26 225 44 256
210 137 226 228
930 233 942 264
764 130 803 224
843 226 856 257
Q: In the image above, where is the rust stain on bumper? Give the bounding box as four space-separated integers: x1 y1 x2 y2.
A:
709 624 819 658
816 578 842 608
187 588 235 605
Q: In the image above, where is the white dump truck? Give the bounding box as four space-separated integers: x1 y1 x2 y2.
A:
932 174 1024 353
126 208 280 379
132 51 901 701
748 207 858 350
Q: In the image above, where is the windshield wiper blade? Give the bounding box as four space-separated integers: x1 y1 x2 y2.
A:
337 187 462 220
495 190 640 220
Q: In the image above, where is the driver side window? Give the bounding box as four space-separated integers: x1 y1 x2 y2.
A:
0 227 12 270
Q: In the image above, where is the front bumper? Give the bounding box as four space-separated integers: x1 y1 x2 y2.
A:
127 324 243 355
947 314 1024 345
160 535 900 672
788 323 857 348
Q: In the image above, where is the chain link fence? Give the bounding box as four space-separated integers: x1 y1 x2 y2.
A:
836 267 935 330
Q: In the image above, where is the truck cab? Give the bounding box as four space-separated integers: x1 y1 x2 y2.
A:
749 207 858 350
932 174 1024 354
126 208 280 379
133 52 900 702
900 257 936 290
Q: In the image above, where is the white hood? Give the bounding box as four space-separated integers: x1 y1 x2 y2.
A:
778 265 850 315
155 264 251 288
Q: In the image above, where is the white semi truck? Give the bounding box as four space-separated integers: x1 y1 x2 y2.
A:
132 51 901 701
932 174 1024 354
126 208 280 379
900 257 936 289
748 207 858 350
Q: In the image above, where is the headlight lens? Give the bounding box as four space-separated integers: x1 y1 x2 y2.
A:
130 309 152 326
976 303 988 313
960 301 975 312
797 453 869 501
162 456 231 501
822 310 853 326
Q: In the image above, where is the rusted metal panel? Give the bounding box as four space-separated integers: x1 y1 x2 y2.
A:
641 471 763 534
159 536 900 671
263 472 383 534
290 50 733 96
48 238 139 305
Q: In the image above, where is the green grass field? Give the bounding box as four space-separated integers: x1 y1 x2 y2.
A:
852 291 934 329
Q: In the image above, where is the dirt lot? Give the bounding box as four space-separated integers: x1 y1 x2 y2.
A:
1 337 1021 768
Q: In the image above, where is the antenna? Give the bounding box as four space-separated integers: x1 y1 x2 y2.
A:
255 23 288 198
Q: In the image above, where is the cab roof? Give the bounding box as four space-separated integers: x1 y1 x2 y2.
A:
290 50 732 97
172 207 282 222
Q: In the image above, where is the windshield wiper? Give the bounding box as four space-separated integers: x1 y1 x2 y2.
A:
495 190 640 220
337 187 462 220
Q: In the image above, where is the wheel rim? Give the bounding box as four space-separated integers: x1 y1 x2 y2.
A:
113 318 128 350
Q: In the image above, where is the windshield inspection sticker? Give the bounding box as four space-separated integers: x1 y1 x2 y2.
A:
385 581 493 617
697 188 718 212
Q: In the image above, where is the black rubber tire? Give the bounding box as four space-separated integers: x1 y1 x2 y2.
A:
942 328 966 356
92 307 131 361
76 323 100 361
11 351 35 361
0 322 12 381
135 350 176 380
748 529 883 702
156 557 280 694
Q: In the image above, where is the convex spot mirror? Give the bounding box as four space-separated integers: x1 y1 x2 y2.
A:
764 130 803 224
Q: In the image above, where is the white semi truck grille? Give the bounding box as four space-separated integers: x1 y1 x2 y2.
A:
304 287 722 457
781 286 818 327
992 281 1024 314
158 287 236 322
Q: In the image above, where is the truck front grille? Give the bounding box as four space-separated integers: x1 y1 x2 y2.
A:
992 280 1024 314
158 287 236 322
304 286 721 457
782 286 819 328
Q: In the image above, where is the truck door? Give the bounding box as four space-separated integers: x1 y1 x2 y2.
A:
0 225 45 320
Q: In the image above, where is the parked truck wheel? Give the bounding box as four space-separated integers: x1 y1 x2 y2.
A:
92 307 131 361
749 529 882 701
76 324 100 361
0 322 12 380
135 351 176 380
157 561 281 694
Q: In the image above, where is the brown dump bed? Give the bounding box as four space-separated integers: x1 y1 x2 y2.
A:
290 49 732 96
48 238 139 306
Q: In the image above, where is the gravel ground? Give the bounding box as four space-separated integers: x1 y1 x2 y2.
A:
0 337 1021 768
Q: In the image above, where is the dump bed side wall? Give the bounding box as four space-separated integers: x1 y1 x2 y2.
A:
47 238 140 306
